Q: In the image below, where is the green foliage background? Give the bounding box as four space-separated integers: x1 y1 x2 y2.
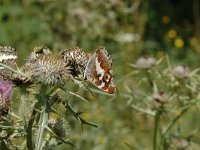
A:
1 0 200 149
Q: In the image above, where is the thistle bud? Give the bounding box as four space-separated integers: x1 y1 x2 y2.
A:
48 118 70 138
150 91 169 109
173 65 190 79
153 91 168 103
136 56 156 69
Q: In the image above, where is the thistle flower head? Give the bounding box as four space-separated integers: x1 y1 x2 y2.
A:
0 76 12 117
24 54 72 86
173 65 190 79
0 46 18 80
59 47 90 79
150 91 169 110
136 56 156 69
0 81 12 102
153 91 168 103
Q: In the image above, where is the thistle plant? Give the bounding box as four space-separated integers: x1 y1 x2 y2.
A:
0 46 98 150
122 55 200 149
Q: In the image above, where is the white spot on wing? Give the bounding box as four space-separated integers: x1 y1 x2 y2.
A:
97 82 105 89
95 58 104 80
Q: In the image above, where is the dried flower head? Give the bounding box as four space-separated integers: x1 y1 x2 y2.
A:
173 65 190 79
0 46 17 64
136 56 156 69
24 54 72 86
59 47 90 80
0 46 18 80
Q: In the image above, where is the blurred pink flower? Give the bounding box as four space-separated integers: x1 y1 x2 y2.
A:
136 56 156 69
173 65 190 79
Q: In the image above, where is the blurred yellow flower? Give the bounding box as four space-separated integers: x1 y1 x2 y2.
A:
54 12 63 22
161 16 170 24
98 135 106 144
156 51 165 58
82 112 91 120
190 37 198 47
167 29 177 39
174 38 184 48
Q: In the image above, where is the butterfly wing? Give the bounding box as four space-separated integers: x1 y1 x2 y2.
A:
84 52 97 82
84 47 116 94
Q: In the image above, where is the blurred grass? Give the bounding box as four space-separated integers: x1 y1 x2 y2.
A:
1 0 200 149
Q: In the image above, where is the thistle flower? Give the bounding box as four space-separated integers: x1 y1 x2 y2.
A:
0 46 18 64
150 91 169 110
0 76 12 117
136 56 156 69
153 91 168 103
0 81 12 102
173 65 190 79
59 47 90 79
0 46 18 80
24 54 72 86
170 139 189 149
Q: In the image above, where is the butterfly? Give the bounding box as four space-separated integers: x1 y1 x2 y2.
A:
84 47 116 94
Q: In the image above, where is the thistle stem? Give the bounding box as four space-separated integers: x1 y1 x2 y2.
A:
163 106 189 136
26 102 39 150
35 85 49 150
153 111 161 150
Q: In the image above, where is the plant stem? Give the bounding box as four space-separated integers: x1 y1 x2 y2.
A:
163 106 189 136
153 111 160 150
26 102 39 150
35 85 49 150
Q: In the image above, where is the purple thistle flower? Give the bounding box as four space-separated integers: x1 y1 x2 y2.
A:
0 76 12 117
0 77 12 103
